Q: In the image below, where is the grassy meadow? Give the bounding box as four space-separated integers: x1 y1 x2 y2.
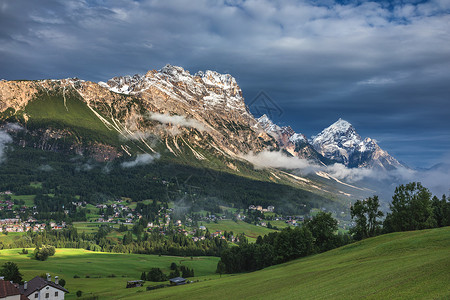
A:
0 248 220 299
203 220 277 242
131 226 450 299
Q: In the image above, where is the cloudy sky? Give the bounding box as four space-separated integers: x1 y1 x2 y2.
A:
1 0 449 168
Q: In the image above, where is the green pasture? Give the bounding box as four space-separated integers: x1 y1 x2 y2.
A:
0 248 220 300
129 227 450 299
202 220 277 241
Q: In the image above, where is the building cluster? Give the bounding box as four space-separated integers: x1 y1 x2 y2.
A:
0 218 65 233
248 205 275 212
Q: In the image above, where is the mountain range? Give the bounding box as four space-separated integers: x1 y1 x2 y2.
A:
257 114 403 170
0 65 408 208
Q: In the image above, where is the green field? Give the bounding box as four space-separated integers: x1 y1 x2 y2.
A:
202 220 277 241
0 248 220 299
130 227 450 299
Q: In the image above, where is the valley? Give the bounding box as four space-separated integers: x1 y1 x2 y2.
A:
0 67 448 299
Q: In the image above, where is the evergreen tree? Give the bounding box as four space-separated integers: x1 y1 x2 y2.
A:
0 262 23 283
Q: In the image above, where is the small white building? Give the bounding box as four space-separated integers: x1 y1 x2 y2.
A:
19 275 68 300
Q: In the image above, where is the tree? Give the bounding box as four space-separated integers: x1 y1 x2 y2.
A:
168 268 180 279
59 278 66 287
147 268 167 282
170 262 178 271
216 261 226 277
350 196 383 240
0 262 23 283
432 194 450 227
305 212 338 252
122 231 133 245
384 182 436 232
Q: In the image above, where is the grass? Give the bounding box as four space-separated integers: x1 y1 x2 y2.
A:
9 194 35 206
126 227 450 299
202 220 277 241
0 232 26 246
24 88 119 145
0 248 220 300
72 222 115 234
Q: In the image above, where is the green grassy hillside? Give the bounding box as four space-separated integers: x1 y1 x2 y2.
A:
132 227 450 299
23 88 120 145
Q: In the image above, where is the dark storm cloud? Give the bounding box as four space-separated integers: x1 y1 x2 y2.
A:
1 0 449 168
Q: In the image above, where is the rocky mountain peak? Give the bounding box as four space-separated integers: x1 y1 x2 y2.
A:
257 114 281 134
195 70 238 90
312 119 402 170
311 119 361 148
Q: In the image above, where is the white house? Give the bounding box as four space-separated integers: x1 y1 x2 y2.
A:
19 275 67 300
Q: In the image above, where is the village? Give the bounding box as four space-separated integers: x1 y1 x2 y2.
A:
0 189 351 242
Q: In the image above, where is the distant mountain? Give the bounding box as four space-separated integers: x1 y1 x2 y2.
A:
256 115 402 170
311 119 403 170
257 114 330 165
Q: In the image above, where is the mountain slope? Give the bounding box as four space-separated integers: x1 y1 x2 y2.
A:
130 227 450 299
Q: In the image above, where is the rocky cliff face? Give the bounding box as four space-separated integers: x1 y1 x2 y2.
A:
0 66 276 165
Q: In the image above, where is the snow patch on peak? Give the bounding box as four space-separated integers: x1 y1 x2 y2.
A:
328 118 353 133
99 65 248 113
289 133 306 143
196 70 237 89
257 114 281 134
159 64 192 82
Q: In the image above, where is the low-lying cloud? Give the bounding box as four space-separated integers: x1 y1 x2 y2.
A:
0 131 13 163
38 164 54 172
242 150 315 172
148 112 209 133
121 153 160 168
242 150 450 196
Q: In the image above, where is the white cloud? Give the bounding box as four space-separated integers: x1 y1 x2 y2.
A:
148 112 209 133
325 163 384 183
38 164 54 172
121 153 160 168
241 150 316 171
0 131 13 163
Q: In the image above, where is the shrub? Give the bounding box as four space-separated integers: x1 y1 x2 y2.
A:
34 245 56 261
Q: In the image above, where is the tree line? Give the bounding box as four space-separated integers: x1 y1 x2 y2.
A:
216 212 351 274
350 182 450 240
